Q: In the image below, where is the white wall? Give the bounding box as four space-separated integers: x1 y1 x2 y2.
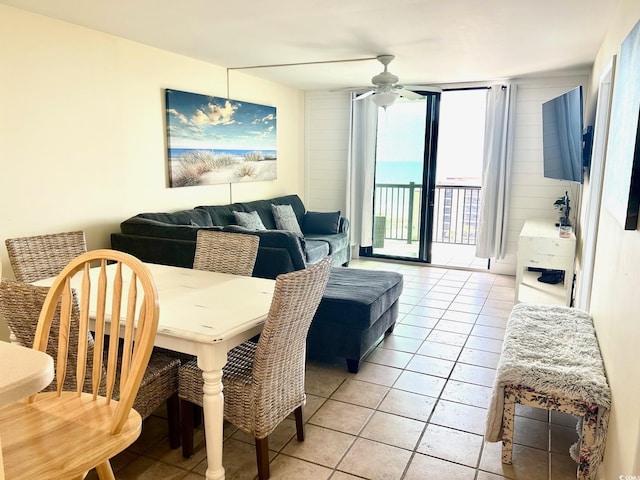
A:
0 5 305 340
585 1 640 477
305 76 588 275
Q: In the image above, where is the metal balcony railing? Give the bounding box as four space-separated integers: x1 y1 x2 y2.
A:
373 183 481 245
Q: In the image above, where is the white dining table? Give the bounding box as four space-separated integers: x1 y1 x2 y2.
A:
0 341 55 480
36 262 275 480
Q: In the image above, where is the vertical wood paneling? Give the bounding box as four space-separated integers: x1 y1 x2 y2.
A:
304 92 351 212
491 75 588 274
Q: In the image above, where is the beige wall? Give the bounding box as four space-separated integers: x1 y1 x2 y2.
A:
0 7 305 340
586 0 640 477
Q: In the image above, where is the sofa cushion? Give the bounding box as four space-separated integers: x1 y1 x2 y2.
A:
237 200 277 229
272 204 303 237
237 194 306 230
303 211 341 234
305 240 330 264
194 204 245 227
313 268 403 329
233 211 266 230
222 225 307 273
120 217 222 241
304 232 349 255
136 209 213 227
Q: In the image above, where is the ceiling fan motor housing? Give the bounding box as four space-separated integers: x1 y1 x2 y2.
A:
372 71 399 86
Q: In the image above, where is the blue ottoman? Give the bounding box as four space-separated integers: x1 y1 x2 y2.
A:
306 267 403 373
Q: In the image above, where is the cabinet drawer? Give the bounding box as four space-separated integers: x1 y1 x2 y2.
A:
519 236 575 257
518 252 573 270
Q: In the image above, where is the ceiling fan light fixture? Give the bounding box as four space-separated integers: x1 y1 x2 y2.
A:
372 91 399 109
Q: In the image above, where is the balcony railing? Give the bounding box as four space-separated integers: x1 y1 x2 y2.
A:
373 183 481 245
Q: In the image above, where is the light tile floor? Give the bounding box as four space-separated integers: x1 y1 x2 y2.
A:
92 258 581 480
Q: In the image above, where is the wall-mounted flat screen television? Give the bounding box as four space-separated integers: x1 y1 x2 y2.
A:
542 86 584 183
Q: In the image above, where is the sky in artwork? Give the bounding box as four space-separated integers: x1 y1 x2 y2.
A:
165 89 276 150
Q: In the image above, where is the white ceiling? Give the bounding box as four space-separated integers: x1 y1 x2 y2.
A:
1 0 619 91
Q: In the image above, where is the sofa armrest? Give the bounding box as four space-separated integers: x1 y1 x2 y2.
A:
339 217 349 234
222 226 307 278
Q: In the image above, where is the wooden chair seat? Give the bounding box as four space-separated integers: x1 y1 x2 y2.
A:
0 392 140 479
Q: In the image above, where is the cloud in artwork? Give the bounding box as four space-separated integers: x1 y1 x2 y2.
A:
192 100 238 126
250 125 274 140
167 108 188 124
166 90 276 150
252 113 276 125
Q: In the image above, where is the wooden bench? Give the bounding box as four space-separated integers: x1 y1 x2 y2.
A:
485 303 611 480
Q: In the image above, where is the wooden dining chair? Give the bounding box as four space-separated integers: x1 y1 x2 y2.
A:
179 229 260 456
0 277 182 441
5 230 87 283
4 231 181 447
181 257 332 478
0 249 162 479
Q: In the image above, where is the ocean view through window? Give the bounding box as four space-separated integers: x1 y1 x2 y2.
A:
372 89 488 268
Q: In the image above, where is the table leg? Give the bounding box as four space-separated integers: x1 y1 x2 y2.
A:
198 346 228 480
0 433 5 480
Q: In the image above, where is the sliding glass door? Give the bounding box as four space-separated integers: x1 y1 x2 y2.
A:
371 92 438 261
369 89 488 268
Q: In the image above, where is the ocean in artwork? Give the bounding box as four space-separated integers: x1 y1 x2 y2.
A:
169 147 277 161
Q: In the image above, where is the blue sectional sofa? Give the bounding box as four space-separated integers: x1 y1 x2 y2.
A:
111 194 350 279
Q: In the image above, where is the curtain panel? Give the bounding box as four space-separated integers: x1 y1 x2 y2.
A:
346 94 378 249
476 84 516 259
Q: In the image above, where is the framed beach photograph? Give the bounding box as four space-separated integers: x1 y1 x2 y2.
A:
165 89 277 187
602 19 640 230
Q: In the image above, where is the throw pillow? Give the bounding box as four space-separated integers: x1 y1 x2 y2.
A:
233 211 267 230
303 211 341 234
271 204 303 237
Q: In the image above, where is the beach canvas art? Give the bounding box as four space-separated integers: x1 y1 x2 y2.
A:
166 89 277 187
602 19 640 229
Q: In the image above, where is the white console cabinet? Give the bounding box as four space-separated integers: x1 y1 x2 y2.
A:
515 219 576 306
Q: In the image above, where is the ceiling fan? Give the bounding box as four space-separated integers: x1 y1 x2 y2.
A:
229 54 440 109
346 55 441 108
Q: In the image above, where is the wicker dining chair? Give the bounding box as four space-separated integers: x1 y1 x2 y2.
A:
192 229 260 275
5 230 87 283
180 257 332 479
179 229 260 456
0 249 163 479
5 230 88 346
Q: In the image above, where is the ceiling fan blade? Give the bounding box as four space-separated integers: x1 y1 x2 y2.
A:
354 90 375 101
397 88 424 100
403 85 443 93
331 85 371 92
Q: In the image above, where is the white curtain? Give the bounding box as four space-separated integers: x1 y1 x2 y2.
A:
476 84 516 259
346 94 378 249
